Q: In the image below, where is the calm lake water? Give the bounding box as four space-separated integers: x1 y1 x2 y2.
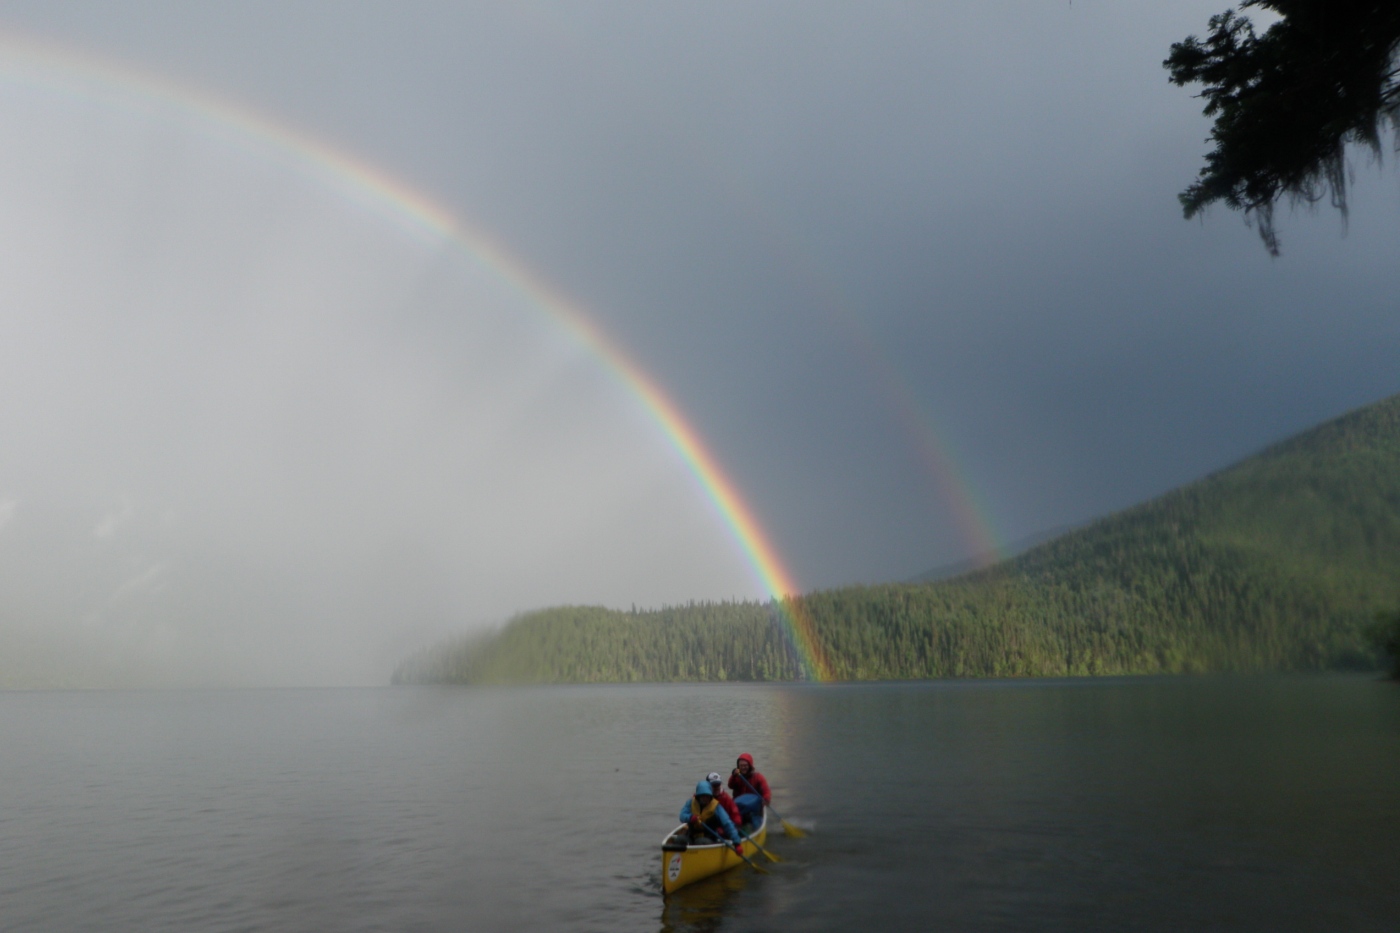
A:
0 675 1395 931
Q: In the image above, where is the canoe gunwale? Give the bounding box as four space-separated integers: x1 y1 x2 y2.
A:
660 809 767 849
659 811 768 893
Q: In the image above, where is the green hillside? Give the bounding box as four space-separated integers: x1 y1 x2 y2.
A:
393 394 1400 685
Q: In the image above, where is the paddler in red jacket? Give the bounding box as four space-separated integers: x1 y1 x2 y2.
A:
727 753 771 828
707 771 743 829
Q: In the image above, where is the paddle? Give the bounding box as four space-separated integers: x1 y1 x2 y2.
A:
737 826 782 863
735 770 807 838
692 818 769 875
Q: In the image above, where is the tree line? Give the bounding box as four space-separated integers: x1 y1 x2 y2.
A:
395 394 1400 686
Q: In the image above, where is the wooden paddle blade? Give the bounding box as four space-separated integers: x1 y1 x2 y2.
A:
738 831 782 862
731 842 769 873
746 841 781 862
781 819 807 838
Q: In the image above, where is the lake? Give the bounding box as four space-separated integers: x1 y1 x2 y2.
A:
0 675 1395 931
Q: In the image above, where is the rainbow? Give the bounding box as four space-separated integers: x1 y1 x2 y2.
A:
615 121 1009 566
0 31 835 681
839 325 1006 566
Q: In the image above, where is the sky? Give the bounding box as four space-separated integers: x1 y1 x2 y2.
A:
0 1 1396 686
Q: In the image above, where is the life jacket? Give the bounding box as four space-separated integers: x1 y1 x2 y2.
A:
690 796 720 824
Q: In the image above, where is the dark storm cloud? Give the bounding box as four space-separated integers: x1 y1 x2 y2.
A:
0 0 1396 682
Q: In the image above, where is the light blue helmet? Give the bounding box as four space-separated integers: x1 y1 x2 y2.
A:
695 779 715 797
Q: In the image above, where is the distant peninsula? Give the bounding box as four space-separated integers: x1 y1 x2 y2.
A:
393 393 1400 685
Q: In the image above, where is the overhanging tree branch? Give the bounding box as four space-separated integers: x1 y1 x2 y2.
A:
1165 1 1400 255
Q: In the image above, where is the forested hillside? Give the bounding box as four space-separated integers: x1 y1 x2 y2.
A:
394 394 1400 685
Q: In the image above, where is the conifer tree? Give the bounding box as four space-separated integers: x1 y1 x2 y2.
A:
1166 1 1400 254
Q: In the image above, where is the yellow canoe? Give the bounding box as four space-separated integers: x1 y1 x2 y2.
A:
660 811 767 894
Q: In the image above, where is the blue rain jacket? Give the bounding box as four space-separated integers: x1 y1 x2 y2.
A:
679 789 741 844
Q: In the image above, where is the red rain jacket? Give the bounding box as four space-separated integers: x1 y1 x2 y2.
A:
728 753 771 803
715 789 743 827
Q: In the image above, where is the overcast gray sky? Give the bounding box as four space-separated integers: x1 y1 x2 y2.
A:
0 1 1396 685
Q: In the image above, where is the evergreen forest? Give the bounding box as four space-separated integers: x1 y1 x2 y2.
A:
393 394 1400 685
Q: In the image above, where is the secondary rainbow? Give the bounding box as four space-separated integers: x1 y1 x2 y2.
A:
0 32 835 680
629 131 1009 565
839 324 1006 565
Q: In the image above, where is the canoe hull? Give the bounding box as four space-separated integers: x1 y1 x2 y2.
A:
660 812 767 894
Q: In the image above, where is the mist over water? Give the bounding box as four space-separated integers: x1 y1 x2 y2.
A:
0 77 757 687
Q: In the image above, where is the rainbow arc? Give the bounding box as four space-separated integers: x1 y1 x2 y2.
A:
0 32 835 680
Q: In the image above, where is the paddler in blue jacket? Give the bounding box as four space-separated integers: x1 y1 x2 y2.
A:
679 778 743 853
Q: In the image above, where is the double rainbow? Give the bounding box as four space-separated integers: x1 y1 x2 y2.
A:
0 32 835 680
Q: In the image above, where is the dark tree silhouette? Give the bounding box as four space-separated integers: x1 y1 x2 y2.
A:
1373 609 1400 679
1165 1 1400 254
